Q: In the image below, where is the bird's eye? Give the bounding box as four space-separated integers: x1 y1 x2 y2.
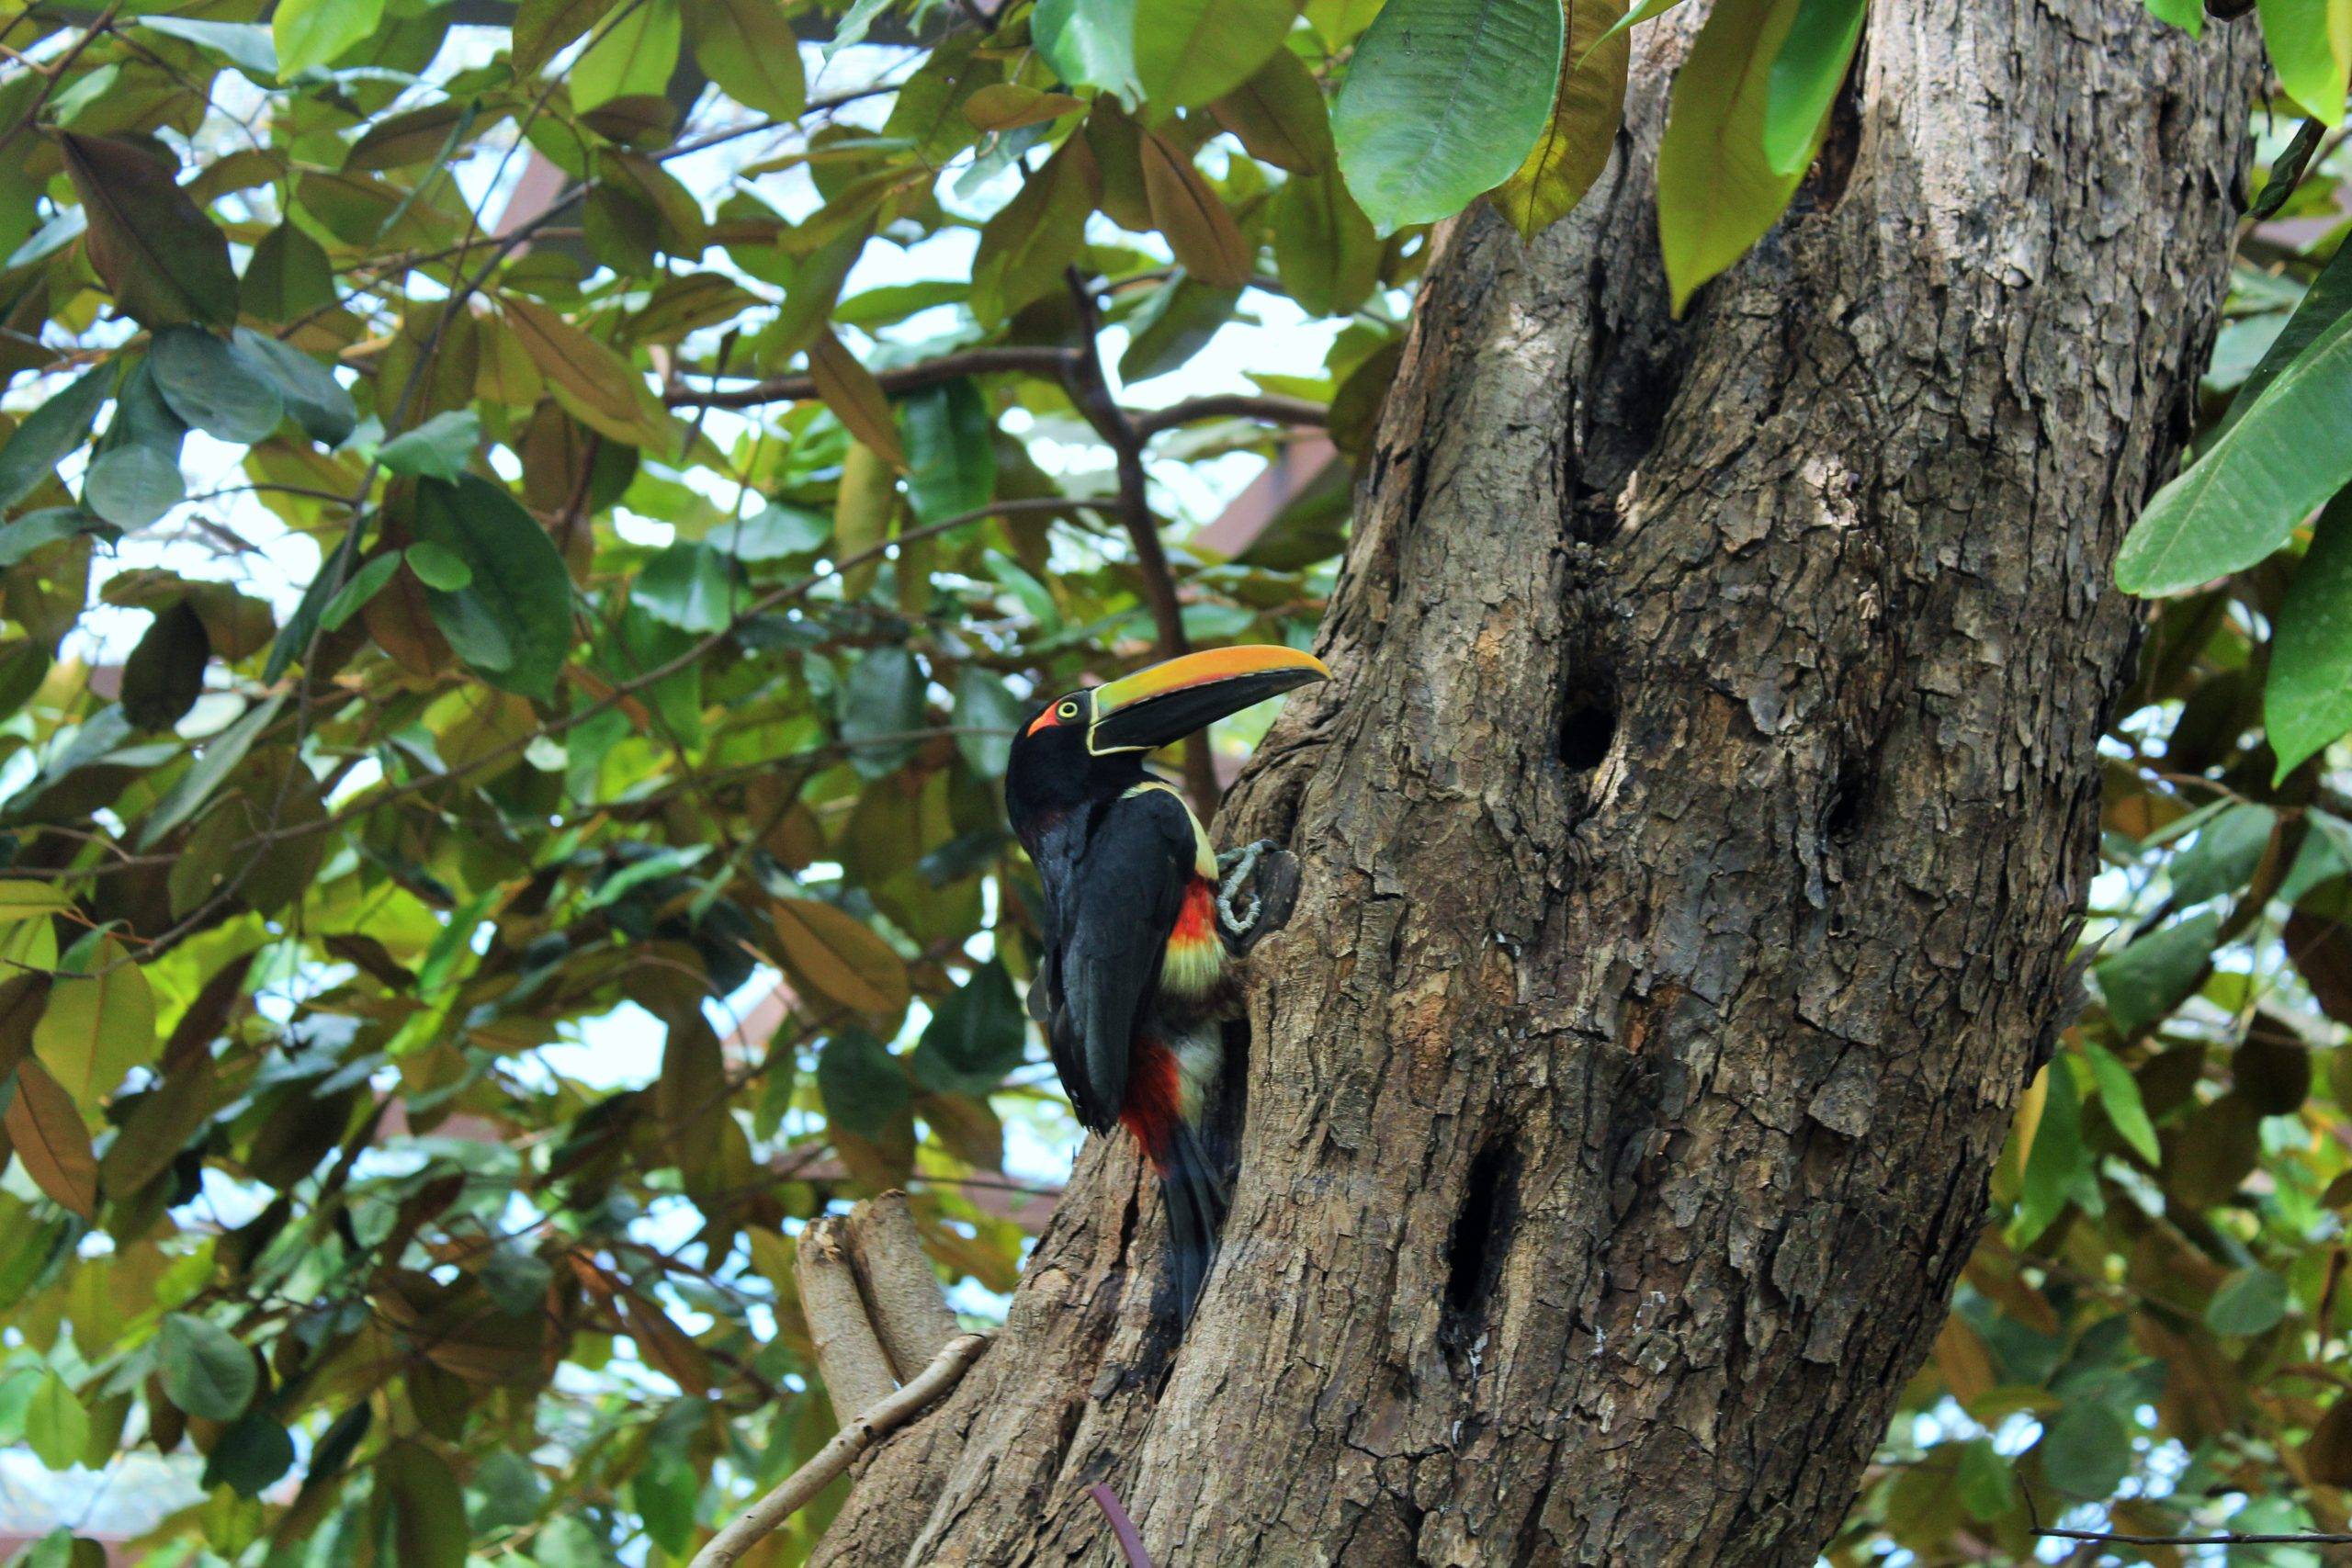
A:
1057 700 1080 719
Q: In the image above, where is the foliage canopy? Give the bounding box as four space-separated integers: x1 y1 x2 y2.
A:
0 0 2346 1564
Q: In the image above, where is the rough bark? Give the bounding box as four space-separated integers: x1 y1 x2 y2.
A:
816 1 2257 1562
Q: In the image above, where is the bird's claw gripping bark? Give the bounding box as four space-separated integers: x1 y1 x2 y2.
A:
1215 840 1299 956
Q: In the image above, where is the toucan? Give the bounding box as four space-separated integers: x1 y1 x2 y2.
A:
1006 645 1329 1314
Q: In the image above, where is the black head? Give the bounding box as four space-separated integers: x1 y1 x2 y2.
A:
1003 646 1330 839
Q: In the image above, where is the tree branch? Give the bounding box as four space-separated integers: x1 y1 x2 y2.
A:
688 1333 990 1568
1059 268 1221 813
665 346 1080 409
1132 394 1329 441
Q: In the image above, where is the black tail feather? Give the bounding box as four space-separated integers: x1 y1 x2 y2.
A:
1160 1123 1229 1321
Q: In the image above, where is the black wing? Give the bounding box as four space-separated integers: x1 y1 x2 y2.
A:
1044 786 1195 1133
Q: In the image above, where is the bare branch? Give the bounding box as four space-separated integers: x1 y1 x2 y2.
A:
689 1333 989 1568
1132 394 1329 441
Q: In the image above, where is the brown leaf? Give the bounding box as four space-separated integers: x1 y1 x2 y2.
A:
809 328 907 468
2288 910 2352 1025
6 1056 98 1218
97 1052 217 1201
500 295 675 452
58 134 237 328
2309 1394 2352 1485
617 1291 713 1393
1140 129 1254 288
770 897 910 1020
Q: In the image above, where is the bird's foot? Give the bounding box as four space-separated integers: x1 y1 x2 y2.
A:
1215 840 1299 956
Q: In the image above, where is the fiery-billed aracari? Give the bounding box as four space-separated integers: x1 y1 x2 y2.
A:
1006 645 1329 1314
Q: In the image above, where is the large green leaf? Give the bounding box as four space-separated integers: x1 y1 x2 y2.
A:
408 476 575 701
2269 494 2352 775
2095 912 2221 1037
912 960 1027 1094
232 329 358 446
2221 239 2352 436
275 0 389 76
1134 0 1300 108
36 935 156 1114
0 359 114 513
151 327 285 445
1655 0 1814 313
689 0 806 118
899 379 997 525
1331 0 1565 233
158 1314 257 1422
839 647 926 777
817 1028 911 1135
573 0 683 109
2113 310 2352 595
2256 0 2351 126
1035 0 1142 101
953 667 1027 778
1762 0 1865 175
2039 1402 2133 1501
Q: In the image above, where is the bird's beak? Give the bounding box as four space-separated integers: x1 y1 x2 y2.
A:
1087 645 1330 754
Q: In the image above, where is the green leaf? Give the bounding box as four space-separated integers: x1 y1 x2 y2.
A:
1491 0 1632 238
840 647 926 777
380 1441 469 1568
2169 801 2278 903
2114 310 2352 595
151 327 285 445
136 17 281 79
817 1028 911 1135
36 934 156 1113
203 1413 295 1496
912 960 1027 1094
1134 0 1301 108
2256 0 2351 126
2095 911 2221 1037
408 475 575 701
953 667 1027 778
1119 277 1241 383
1954 1439 2017 1523
0 508 116 569
241 224 337 323
709 502 829 560
58 134 238 330
379 410 481 479
1331 0 1565 232
2016 1055 2091 1245
158 1314 257 1422
139 694 286 847
1035 0 1141 101
2039 1402 2132 1501
231 329 358 446
2207 1267 2291 1337
1274 170 1381 316
1655 0 1814 314
1210 45 1335 172
84 446 183 530
2081 1041 2161 1165
574 0 683 110
24 1372 87 1472
970 138 1098 324
275 0 389 76
2226 231 2352 439
2271 495 2352 776
1761 0 1865 175
404 541 474 592
0 359 114 513
899 378 997 525
633 541 743 633
689 0 806 118
2143 0 2204 32
516 0 619 74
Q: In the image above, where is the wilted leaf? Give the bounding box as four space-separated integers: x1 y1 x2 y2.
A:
5 1058 97 1218
1492 0 1631 238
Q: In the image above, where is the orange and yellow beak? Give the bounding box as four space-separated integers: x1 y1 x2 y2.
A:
1088 645 1329 754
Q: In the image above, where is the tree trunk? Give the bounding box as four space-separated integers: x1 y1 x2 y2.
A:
817 3 2256 1562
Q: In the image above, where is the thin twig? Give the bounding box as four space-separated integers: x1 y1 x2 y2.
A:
665 345 1080 409
688 1333 989 1568
2035 1525 2352 1546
